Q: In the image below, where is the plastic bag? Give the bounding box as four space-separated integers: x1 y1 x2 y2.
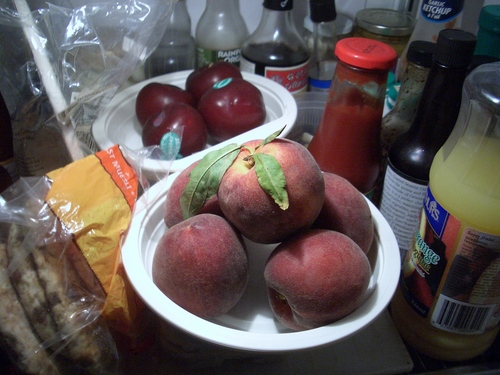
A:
0 176 119 374
0 143 175 374
0 0 174 177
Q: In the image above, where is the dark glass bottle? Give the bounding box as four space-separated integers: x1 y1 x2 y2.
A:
240 0 310 96
380 41 435 160
379 29 476 261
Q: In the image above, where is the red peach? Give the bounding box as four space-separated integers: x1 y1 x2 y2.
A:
152 214 248 319
264 229 371 331
312 172 374 254
164 161 224 228
217 138 325 244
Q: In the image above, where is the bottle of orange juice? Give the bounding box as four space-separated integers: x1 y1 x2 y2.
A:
390 62 500 361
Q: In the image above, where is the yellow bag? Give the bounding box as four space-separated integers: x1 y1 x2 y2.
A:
46 145 144 346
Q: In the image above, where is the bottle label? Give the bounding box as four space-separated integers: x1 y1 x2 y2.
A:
308 77 332 92
240 57 309 94
379 162 428 262
400 186 500 334
420 0 464 23
196 47 242 67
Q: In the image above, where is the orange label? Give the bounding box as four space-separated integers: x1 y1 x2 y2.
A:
96 145 138 209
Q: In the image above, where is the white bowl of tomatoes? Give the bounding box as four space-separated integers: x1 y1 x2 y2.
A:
92 69 297 176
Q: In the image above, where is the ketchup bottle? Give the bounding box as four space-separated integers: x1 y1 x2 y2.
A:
307 37 397 198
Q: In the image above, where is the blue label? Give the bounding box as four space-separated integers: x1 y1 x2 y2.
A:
213 78 232 89
308 77 332 91
160 132 181 160
423 186 449 239
420 0 464 23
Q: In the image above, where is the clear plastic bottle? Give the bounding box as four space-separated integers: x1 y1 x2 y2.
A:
144 0 195 78
195 0 248 68
307 37 397 198
379 29 476 260
303 0 338 92
391 61 500 362
240 0 310 96
396 0 464 80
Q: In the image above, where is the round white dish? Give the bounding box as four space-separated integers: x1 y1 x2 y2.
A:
121 171 401 352
92 70 297 174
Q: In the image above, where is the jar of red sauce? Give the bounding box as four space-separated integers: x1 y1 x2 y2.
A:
307 37 397 198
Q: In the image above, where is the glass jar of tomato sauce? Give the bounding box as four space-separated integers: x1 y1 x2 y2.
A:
307 37 397 199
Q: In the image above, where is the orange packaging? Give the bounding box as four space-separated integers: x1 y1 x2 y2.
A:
45 145 145 348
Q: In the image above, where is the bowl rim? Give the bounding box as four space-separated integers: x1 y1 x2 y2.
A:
92 70 298 174
121 171 401 352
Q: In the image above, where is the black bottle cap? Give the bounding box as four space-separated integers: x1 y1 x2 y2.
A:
407 41 435 68
433 29 477 69
309 0 337 23
263 0 293 11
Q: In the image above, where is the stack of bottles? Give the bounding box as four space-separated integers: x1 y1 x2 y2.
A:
379 29 476 262
391 61 500 362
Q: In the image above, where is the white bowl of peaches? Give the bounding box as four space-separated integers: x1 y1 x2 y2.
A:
121 129 400 352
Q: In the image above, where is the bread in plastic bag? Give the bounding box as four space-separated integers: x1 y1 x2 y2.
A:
0 144 162 374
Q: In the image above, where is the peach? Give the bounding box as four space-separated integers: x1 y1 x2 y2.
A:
312 172 375 254
264 229 371 331
217 138 325 244
164 161 224 228
152 214 248 319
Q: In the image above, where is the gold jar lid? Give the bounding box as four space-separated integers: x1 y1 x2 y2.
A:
355 8 414 37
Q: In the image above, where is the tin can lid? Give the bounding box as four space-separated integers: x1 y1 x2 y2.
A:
355 8 414 37
335 37 397 70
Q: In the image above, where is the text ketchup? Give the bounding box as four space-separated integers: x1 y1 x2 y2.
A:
307 38 397 198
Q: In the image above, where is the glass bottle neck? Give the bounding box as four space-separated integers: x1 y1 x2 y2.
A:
169 0 191 32
204 0 240 14
254 7 296 40
407 63 468 140
388 62 431 117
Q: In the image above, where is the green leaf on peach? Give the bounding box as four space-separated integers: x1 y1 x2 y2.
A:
180 143 241 219
253 152 289 210
255 126 285 151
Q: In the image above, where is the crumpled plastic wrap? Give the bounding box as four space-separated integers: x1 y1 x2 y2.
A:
0 143 176 374
0 0 174 177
